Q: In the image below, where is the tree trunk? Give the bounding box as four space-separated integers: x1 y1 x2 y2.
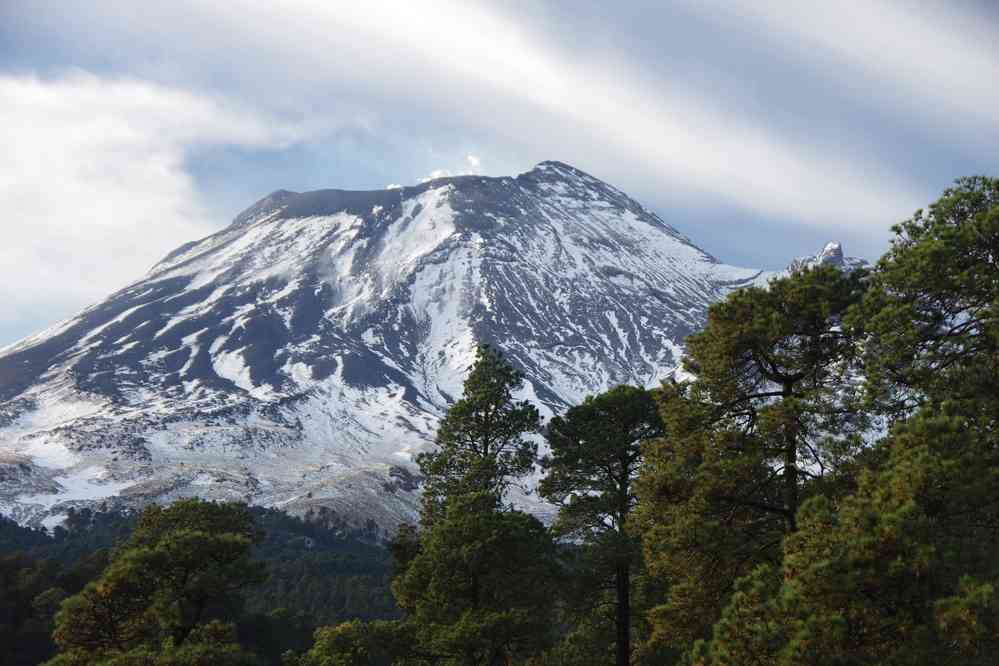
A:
616 560 630 666
782 382 799 533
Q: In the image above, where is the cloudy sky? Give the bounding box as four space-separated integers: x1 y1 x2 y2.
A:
1 1 998 346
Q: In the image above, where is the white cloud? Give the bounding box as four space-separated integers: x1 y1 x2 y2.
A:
3 0 996 344
419 168 455 183
682 0 999 138
43 0 925 230
0 72 306 341
418 155 484 183
275 0 925 229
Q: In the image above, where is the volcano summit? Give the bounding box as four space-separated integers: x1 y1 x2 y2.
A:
0 161 789 528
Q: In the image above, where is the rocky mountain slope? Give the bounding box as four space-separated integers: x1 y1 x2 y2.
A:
0 161 852 529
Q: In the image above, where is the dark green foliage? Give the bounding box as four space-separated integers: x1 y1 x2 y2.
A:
0 512 118 666
680 263 869 530
0 549 109 666
45 619 261 665
416 344 541 522
687 176 999 663
0 504 399 665
540 385 664 666
695 407 999 665
531 546 675 666
392 492 561 664
855 175 999 416
0 513 53 551
236 609 315 666
295 619 416 666
48 499 266 663
246 507 397 626
0 507 138 564
541 386 662 539
388 346 560 664
298 620 377 666
635 265 868 654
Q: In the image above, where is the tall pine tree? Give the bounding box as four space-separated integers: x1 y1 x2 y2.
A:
391 344 558 664
540 385 663 666
416 344 541 523
636 265 867 654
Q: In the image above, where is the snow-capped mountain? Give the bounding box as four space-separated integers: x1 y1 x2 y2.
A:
0 161 852 529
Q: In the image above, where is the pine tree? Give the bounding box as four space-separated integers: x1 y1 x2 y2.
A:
416 344 541 523
540 385 663 666
385 344 558 664
295 619 409 666
695 408 999 665
392 491 560 664
635 265 867 653
46 499 264 665
855 175 999 418
693 177 999 664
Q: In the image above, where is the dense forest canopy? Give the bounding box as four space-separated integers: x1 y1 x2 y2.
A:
2 176 998 664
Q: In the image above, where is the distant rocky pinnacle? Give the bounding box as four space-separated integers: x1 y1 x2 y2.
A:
788 241 869 273
0 161 862 529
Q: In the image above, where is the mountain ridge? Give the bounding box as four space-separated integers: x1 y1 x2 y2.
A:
0 161 857 529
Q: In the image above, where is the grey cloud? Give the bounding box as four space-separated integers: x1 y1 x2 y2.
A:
0 0 996 344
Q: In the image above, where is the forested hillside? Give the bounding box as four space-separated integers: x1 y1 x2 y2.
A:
2 176 998 664
0 506 396 665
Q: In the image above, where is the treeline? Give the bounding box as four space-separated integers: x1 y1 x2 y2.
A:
1 505 397 665
3 175 998 664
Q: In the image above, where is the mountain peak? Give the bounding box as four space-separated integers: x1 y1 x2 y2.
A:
530 160 587 175
787 241 868 273
0 163 766 529
231 188 299 227
818 241 844 263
